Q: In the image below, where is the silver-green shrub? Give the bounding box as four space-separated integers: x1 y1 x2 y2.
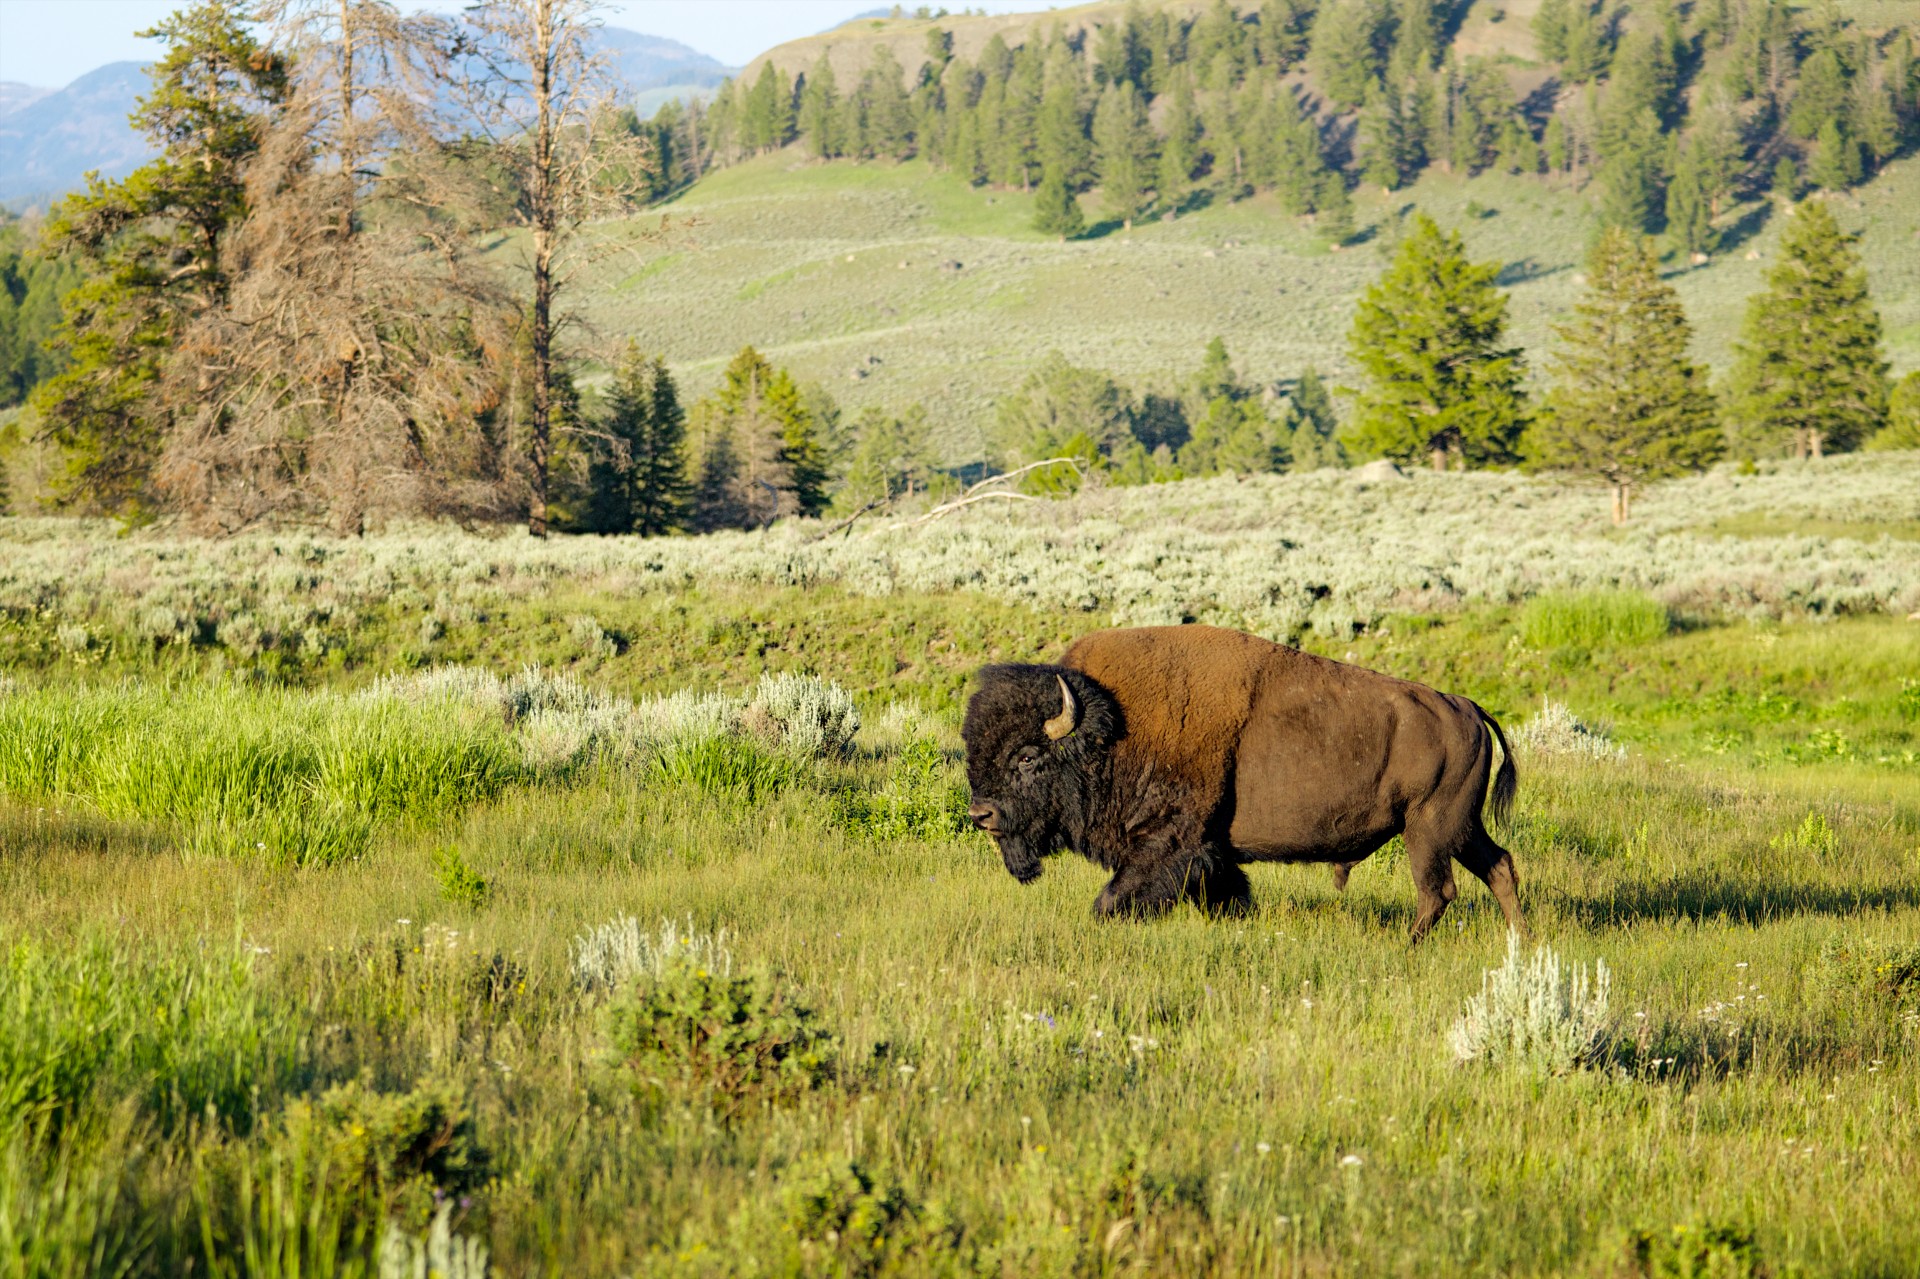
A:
568 614 619 658
573 916 734 996
1449 933 1613 1074
744 672 860 759
1515 701 1628 762
378 1203 489 1279
7 456 1916 656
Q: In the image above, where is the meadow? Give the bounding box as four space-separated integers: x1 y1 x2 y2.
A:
3 457 1920 1277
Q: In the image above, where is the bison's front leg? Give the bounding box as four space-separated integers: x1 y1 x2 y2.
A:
1094 814 1248 919
1184 847 1252 917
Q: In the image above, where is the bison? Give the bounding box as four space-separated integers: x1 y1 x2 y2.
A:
961 625 1523 941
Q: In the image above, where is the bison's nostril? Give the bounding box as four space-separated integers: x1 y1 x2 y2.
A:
967 801 1000 830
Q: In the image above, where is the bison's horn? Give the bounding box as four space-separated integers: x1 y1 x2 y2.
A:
1043 675 1078 741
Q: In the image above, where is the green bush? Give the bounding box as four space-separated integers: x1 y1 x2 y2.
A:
779 1156 950 1277
1626 1220 1763 1279
831 740 970 841
432 845 490 910
277 1077 488 1212
605 962 835 1116
1814 938 1920 1013
1521 590 1671 649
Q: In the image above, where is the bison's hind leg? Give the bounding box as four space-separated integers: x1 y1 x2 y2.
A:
1455 831 1527 938
1330 861 1358 892
1401 825 1461 944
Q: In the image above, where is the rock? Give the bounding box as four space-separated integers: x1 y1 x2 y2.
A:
939 259 963 272
1354 459 1408 484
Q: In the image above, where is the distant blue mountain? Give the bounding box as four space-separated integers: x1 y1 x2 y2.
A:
0 62 154 206
0 29 736 207
598 27 736 94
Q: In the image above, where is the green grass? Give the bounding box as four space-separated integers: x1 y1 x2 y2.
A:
2 588 1920 1274
1702 514 1920 542
1521 590 1672 649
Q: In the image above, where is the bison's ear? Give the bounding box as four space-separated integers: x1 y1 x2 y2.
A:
1043 674 1078 740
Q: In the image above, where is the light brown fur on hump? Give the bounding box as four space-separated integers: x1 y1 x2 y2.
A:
1061 626 1274 803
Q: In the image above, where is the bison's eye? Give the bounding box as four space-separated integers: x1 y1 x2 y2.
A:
1015 746 1043 772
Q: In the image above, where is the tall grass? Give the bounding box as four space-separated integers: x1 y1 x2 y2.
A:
0 684 526 864
1522 589 1672 648
0 935 307 1134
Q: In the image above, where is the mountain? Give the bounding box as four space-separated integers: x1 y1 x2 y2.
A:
0 83 53 115
0 62 154 206
598 28 736 96
0 29 736 207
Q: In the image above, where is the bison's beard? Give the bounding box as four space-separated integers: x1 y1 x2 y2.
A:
995 833 1045 884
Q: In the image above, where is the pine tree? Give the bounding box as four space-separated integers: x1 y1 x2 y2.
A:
1000 45 1044 188
1159 71 1201 213
923 26 954 82
1317 175 1356 244
1273 89 1332 216
1809 119 1863 191
693 347 830 527
1873 372 1920 451
1032 163 1086 239
1287 367 1346 470
1093 81 1156 229
1599 107 1666 232
1665 139 1716 257
800 53 842 158
1309 0 1385 111
844 404 938 503
1787 45 1852 142
742 62 793 151
1037 42 1092 186
1182 396 1288 475
1525 227 1721 523
1391 0 1439 71
1728 201 1889 458
1359 81 1411 189
1561 1 1613 83
1533 0 1571 63
1852 64 1902 170
1688 93 1744 217
1771 153 1799 200
853 46 914 160
583 342 690 535
32 0 287 513
1342 213 1527 469
1257 0 1314 71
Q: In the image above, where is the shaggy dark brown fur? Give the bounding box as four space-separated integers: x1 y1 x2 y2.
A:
962 625 1522 941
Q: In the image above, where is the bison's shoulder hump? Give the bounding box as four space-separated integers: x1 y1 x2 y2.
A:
1061 627 1274 789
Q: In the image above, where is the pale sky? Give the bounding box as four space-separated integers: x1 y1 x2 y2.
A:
0 0 1054 89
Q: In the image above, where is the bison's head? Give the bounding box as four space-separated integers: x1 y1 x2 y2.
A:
961 664 1120 883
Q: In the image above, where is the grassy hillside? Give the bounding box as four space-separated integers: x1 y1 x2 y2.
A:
581 150 1920 463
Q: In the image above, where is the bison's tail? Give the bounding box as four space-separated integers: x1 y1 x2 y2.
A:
1478 707 1518 830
